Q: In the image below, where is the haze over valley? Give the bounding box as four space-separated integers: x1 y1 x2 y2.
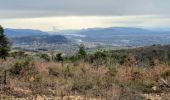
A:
4 27 170 55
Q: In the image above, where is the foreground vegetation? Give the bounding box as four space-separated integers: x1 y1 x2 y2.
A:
0 44 169 100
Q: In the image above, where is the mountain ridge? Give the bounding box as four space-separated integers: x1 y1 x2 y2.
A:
4 28 48 38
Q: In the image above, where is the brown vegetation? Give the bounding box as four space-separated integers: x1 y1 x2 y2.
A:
0 45 170 99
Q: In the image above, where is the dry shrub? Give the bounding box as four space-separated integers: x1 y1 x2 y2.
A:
34 61 62 74
0 58 15 68
123 54 137 67
1 54 169 99
115 66 134 83
115 64 170 84
143 65 170 84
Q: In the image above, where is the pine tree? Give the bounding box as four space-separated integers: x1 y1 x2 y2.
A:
78 44 86 58
0 25 10 59
55 53 63 62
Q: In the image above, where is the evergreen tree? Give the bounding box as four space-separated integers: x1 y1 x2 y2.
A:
78 44 86 58
0 25 10 59
55 53 63 62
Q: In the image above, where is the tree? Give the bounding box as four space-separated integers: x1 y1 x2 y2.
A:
92 51 107 68
40 53 50 61
55 53 63 62
78 44 86 58
0 25 10 59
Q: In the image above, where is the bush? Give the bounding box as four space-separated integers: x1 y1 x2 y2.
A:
108 66 117 77
72 72 94 93
48 67 60 77
54 53 63 62
77 44 86 59
62 66 73 78
9 60 42 84
119 89 145 100
121 80 156 94
10 51 28 58
0 68 5 79
39 53 50 61
49 66 73 78
10 61 30 75
72 78 93 93
88 51 107 68
161 70 170 79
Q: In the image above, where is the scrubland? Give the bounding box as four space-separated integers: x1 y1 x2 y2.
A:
0 45 170 100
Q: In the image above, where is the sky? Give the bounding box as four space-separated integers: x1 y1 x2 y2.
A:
0 0 170 31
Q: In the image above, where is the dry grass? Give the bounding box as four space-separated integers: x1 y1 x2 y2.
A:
0 57 169 100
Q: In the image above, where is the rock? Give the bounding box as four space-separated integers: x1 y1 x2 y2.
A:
152 86 157 91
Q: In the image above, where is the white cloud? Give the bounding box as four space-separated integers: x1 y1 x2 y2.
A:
1 15 170 31
0 0 170 18
0 0 170 30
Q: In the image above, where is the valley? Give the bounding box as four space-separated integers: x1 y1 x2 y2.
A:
5 27 170 55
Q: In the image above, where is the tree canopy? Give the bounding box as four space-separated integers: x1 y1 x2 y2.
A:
0 25 10 59
78 44 86 58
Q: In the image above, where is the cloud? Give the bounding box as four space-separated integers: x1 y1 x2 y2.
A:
1 0 170 30
0 0 170 18
1 15 170 31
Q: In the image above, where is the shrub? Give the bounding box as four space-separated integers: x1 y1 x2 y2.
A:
161 70 170 79
54 53 63 62
48 67 60 77
49 66 73 78
119 89 145 100
39 53 50 61
88 51 107 68
72 78 93 93
0 67 5 79
77 44 86 59
108 66 117 77
10 60 31 75
62 66 73 78
10 62 23 75
68 55 79 62
72 73 94 93
10 51 27 58
131 71 142 81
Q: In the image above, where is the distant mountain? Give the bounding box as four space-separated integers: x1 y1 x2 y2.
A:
78 27 164 37
5 27 170 48
60 27 170 37
4 28 70 45
11 35 70 44
59 27 170 47
4 28 48 38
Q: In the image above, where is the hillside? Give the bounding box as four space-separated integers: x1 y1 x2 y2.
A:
0 44 169 99
58 27 170 47
11 35 70 44
89 44 170 67
4 27 170 51
3 28 75 54
4 28 48 38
